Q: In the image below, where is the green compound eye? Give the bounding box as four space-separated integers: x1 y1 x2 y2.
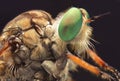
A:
58 7 83 42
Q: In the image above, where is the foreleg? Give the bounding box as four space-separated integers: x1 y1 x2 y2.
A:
87 49 120 81
67 53 116 81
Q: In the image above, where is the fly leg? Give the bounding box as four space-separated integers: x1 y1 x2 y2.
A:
67 53 116 81
87 49 120 81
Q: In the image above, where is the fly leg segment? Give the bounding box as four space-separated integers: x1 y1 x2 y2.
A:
41 54 72 81
87 49 120 81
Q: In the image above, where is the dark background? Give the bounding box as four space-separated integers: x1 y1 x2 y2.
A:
0 0 120 81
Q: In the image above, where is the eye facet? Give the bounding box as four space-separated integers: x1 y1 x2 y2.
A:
58 7 83 42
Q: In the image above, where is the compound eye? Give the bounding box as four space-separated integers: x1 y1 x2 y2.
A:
80 8 90 20
58 7 83 42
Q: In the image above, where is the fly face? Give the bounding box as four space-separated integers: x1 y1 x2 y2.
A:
57 7 120 81
57 7 93 57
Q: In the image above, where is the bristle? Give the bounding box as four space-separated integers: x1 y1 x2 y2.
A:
70 24 94 58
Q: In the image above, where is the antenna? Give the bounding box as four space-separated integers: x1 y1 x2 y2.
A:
86 12 111 23
91 12 110 20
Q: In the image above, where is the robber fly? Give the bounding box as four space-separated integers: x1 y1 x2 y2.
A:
0 7 119 81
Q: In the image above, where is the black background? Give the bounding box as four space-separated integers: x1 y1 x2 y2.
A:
0 0 120 81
